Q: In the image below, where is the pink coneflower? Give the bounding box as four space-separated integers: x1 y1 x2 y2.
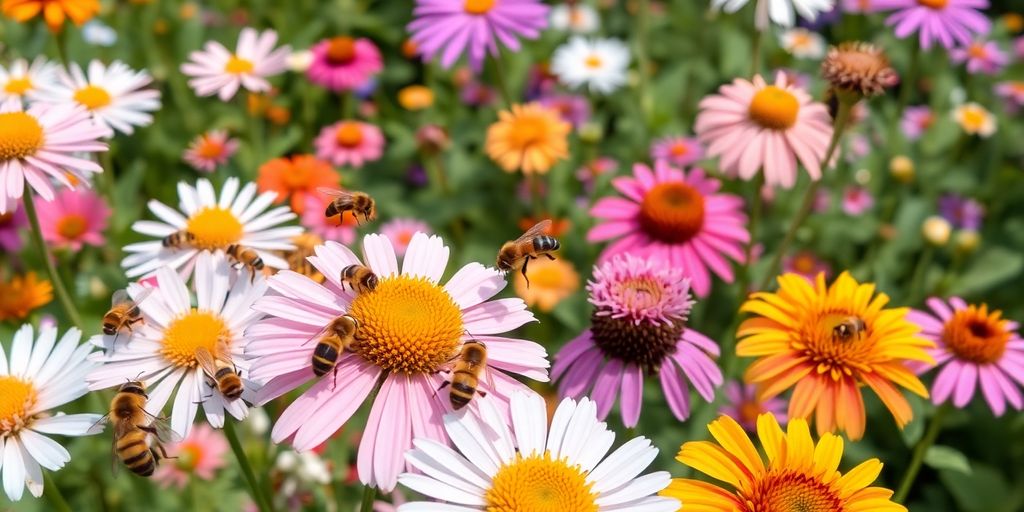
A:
587 161 748 297
650 135 705 168
183 130 239 172
407 0 549 70
246 232 549 492
0 202 26 251
0 98 109 214
380 218 432 257
181 27 290 101
153 424 229 489
306 36 383 92
951 40 1009 74
300 195 358 244
718 380 788 432
537 93 591 129
552 254 722 426
695 72 832 189
873 0 991 50
313 120 384 168
995 81 1024 112
902 105 934 140
842 185 874 215
37 188 110 251
783 249 830 282
907 297 1024 416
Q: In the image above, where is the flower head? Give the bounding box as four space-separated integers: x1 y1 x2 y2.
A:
485 103 570 175
711 0 836 28
551 36 630 94
995 81 1024 112
650 135 705 168
719 381 788 432
306 36 383 92
513 256 580 313
953 102 995 137
0 58 59 103
380 218 432 257
0 272 52 322
2 0 99 31
537 93 592 129
821 42 899 97
901 105 933 140
874 0 991 50
183 130 239 173
841 186 874 215
550 3 599 33
40 60 161 136
779 28 826 59
181 27 290 101
257 155 340 214
398 85 434 111
951 40 1009 74
0 203 27 251
153 424 229 488
37 187 110 251
314 120 385 168
938 194 984 230
782 250 830 282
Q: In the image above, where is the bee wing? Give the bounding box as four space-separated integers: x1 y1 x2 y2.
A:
110 289 131 307
316 187 356 203
302 323 332 347
194 347 219 380
86 414 111 435
513 219 552 244
141 413 183 444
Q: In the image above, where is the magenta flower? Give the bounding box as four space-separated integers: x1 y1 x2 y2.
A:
950 40 1008 74
907 297 1024 415
153 424 229 489
995 81 1024 112
938 194 984 230
407 0 549 70
0 202 26 251
841 0 883 12
246 233 548 491
313 120 384 168
300 195 357 245
306 37 383 93
587 161 748 297
841 186 874 215
379 218 432 257
650 135 705 168
718 381 788 432
537 93 591 128
552 254 722 426
183 130 239 173
873 0 991 50
901 105 934 140
37 188 111 251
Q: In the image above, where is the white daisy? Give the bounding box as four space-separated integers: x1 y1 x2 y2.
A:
121 177 302 278
397 391 679 511
0 58 60 104
181 27 291 101
550 4 600 34
87 252 267 438
551 37 631 95
0 324 101 501
712 0 835 29
778 28 826 59
39 60 161 137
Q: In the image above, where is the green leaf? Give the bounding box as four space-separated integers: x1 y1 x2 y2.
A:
948 247 1024 297
940 464 1022 512
925 445 972 474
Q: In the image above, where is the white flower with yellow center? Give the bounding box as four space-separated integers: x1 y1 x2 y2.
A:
397 391 679 511
0 324 101 501
121 177 301 278
181 27 291 101
550 4 600 34
0 58 59 104
712 0 835 29
953 102 996 138
551 36 630 95
40 60 161 136
779 28 826 59
87 253 266 438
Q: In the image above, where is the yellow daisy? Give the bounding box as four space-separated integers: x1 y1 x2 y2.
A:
485 102 570 175
1 0 99 32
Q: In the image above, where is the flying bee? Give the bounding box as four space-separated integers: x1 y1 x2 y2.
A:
439 338 489 410
340 264 379 295
317 187 376 224
195 346 244 401
226 244 264 283
304 315 360 385
87 380 180 477
102 287 153 339
496 219 560 288
162 230 195 250
825 314 867 343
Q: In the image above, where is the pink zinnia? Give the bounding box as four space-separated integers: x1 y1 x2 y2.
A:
552 254 722 426
650 135 705 168
907 297 1024 415
696 72 833 189
153 424 229 489
873 0 991 50
901 105 934 140
181 27 290 101
0 202 26 251
407 0 549 70
183 130 239 173
306 36 383 92
246 232 548 492
950 40 1009 74
300 195 357 244
841 186 874 215
718 380 788 432
380 218 432 257
587 161 748 297
37 188 110 251
314 120 384 168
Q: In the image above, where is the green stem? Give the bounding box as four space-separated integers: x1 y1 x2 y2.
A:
54 30 70 67
359 484 377 512
737 174 764 298
894 405 949 504
224 418 275 512
906 245 935 306
43 473 72 512
22 186 83 330
897 43 920 115
635 0 652 132
749 28 763 77
527 172 544 219
490 50 514 108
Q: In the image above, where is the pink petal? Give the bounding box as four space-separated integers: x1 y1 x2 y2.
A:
619 364 644 428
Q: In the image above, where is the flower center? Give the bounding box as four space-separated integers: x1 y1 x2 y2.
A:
613 277 665 312
185 207 244 251
961 108 987 130
196 139 225 159
286 233 325 283
0 212 12 225
73 85 112 110
791 252 817 274
4 77 32 95
0 376 37 435
590 308 682 374
584 54 603 69
967 44 988 59
670 142 690 157
917 0 948 9
464 0 496 15
161 309 230 368
484 451 599 512
347 275 463 374
175 444 202 471
335 122 364 148
638 182 705 244
748 86 800 130
738 400 763 427
397 231 414 247
941 305 1010 364
507 115 549 148
225 55 255 74
746 471 843 512
282 162 312 189
326 36 357 64
799 311 873 381
0 112 45 161
56 213 89 240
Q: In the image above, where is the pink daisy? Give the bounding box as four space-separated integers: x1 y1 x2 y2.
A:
841 185 874 215
995 81 1024 112
407 0 549 70
300 195 357 245
0 98 109 214
313 120 384 168
901 105 934 140
306 36 383 92
782 249 830 282
245 232 549 492
0 201 26 251
37 188 111 251
718 380 788 432
153 423 229 489
873 0 991 50
183 130 239 173
907 297 1024 416
695 72 833 189
650 135 705 168
587 161 749 297
181 27 291 101
379 218 432 257
950 40 1009 74
552 254 722 427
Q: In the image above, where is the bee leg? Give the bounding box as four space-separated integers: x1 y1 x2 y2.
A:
432 380 450 400
477 390 488 398
331 366 339 391
544 253 555 261
521 256 533 288
154 443 175 460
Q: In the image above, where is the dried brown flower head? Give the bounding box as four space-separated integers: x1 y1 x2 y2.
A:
822 42 899 97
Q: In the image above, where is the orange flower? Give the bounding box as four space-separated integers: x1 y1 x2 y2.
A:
513 256 579 313
2 0 99 32
485 103 570 175
257 155 340 214
517 216 570 238
0 272 53 321
398 85 434 111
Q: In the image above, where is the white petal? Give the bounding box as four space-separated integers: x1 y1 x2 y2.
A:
587 437 659 493
396 473 485 506
3 437 26 501
595 472 672 506
510 390 547 458
17 430 69 471
31 414 104 436
8 324 33 377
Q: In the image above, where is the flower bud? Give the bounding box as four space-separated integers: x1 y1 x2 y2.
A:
922 216 952 246
954 229 980 253
889 155 914 183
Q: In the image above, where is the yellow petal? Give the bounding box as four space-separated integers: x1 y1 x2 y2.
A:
707 416 765 478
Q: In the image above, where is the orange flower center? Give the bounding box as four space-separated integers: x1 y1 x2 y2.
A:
800 311 872 381
464 0 496 15
224 55 255 74
175 444 202 471
670 142 689 157
584 55 603 69
0 112 45 161
73 85 112 110
506 114 549 149
335 122 364 148
396 230 414 247
484 451 599 511
196 138 225 159
326 36 357 64
282 162 312 189
748 86 800 130
791 252 817 274
967 44 988 59
4 77 33 95
57 213 89 239
0 212 13 225
960 107 988 131
941 305 1010 364
0 376 37 434
745 471 842 512
917 0 948 9
638 182 705 244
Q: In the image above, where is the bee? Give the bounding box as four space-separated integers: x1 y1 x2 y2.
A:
317 187 376 224
87 381 180 477
162 230 195 249
439 339 489 410
305 315 360 384
195 346 244 401
226 244 264 283
340 264 379 295
102 287 153 338
496 219 560 288
825 314 867 343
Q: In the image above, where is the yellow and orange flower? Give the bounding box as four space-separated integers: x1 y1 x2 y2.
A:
737 272 934 439
398 85 434 111
0 272 53 321
2 0 99 32
513 256 579 313
257 155 340 214
662 413 906 512
485 102 570 175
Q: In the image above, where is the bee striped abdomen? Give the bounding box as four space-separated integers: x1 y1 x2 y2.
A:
449 375 477 409
533 235 560 252
312 342 339 377
118 431 155 476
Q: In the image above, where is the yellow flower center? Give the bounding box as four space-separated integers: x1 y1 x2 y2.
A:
348 275 463 374
73 85 112 110
942 305 1010 364
0 112 45 161
506 114 549 149
175 444 202 471
584 55 603 69
4 77 33 95
326 36 357 64
0 376 37 434
960 108 987 131
800 311 873 381
745 471 842 512
464 0 496 15
485 452 599 512
57 213 89 239
639 182 705 244
335 122 364 148
185 207 244 251
161 309 230 368
917 0 948 9
225 55 255 74
670 142 690 157
748 86 800 130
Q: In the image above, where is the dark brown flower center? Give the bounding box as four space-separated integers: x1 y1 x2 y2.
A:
590 312 682 374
